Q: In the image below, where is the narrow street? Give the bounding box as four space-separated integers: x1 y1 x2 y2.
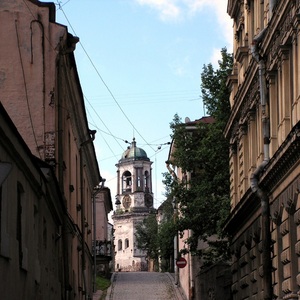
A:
106 272 185 300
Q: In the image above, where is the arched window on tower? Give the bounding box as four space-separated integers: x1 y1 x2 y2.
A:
144 171 149 192
125 238 129 249
122 171 132 193
118 239 122 251
136 168 143 191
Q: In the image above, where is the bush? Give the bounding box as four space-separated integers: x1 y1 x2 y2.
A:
96 275 111 291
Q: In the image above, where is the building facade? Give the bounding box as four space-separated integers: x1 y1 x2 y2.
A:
93 187 113 278
225 0 300 299
112 139 154 272
0 103 65 299
167 116 232 300
0 1 102 299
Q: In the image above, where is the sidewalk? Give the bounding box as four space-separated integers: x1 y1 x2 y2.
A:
104 272 116 300
93 290 103 300
104 272 186 300
166 272 187 300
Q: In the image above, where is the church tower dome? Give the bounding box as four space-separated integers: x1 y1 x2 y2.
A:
120 138 149 161
112 138 154 272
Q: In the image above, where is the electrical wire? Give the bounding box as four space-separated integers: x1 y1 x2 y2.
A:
23 0 132 161
84 94 125 150
23 0 172 205
55 2 156 152
15 19 41 159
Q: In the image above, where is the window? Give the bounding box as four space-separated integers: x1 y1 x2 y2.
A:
137 176 141 188
118 239 122 251
136 168 143 190
125 238 129 249
144 171 149 192
122 171 132 192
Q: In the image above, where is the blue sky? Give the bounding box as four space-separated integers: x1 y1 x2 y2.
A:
47 0 233 208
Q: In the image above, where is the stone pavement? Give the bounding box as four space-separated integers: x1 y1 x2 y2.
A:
105 272 186 300
93 289 103 300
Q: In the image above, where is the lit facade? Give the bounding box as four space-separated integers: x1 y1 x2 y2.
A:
167 117 231 300
225 0 300 298
0 1 101 299
112 139 153 272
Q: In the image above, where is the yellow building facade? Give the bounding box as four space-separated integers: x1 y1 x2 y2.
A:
225 0 300 299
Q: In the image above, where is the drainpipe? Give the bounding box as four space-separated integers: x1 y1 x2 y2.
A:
250 28 273 299
93 178 106 293
57 59 71 299
166 162 179 285
80 130 96 299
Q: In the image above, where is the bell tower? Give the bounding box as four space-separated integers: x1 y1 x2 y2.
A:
112 138 154 271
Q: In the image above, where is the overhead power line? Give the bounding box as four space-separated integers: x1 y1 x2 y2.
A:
55 2 156 152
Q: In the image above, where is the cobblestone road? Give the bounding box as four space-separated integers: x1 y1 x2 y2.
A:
106 272 183 300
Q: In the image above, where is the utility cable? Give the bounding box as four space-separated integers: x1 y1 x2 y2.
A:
84 94 124 150
56 2 156 152
15 19 41 159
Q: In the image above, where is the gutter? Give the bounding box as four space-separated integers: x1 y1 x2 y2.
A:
249 3 277 296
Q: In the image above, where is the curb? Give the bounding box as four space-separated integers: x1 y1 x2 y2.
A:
105 272 117 300
165 272 187 300
92 290 103 300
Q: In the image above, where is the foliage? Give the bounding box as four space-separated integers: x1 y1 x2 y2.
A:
96 275 111 291
157 197 177 271
135 212 159 261
135 196 176 272
201 47 232 125
167 48 233 265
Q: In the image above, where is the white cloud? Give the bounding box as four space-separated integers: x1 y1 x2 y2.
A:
135 0 181 21
135 0 233 50
171 55 190 76
210 47 222 68
184 0 233 50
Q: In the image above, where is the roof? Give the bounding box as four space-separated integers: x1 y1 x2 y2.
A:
120 138 149 161
167 115 215 162
185 115 215 126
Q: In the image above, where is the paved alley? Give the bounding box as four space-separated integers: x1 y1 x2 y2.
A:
106 272 185 300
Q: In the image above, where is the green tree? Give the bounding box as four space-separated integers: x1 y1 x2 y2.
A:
135 193 176 272
167 48 233 265
135 212 159 262
156 195 176 272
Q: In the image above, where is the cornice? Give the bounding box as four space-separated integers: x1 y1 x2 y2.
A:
235 46 249 63
225 122 300 236
260 122 300 194
227 0 243 19
224 187 260 236
263 1 298 70
225 1 300 141
224 60 259 140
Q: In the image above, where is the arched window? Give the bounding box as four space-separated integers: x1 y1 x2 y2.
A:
118 239 122 251
144 171 149 192
125 238 129 249
122 171 132 192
